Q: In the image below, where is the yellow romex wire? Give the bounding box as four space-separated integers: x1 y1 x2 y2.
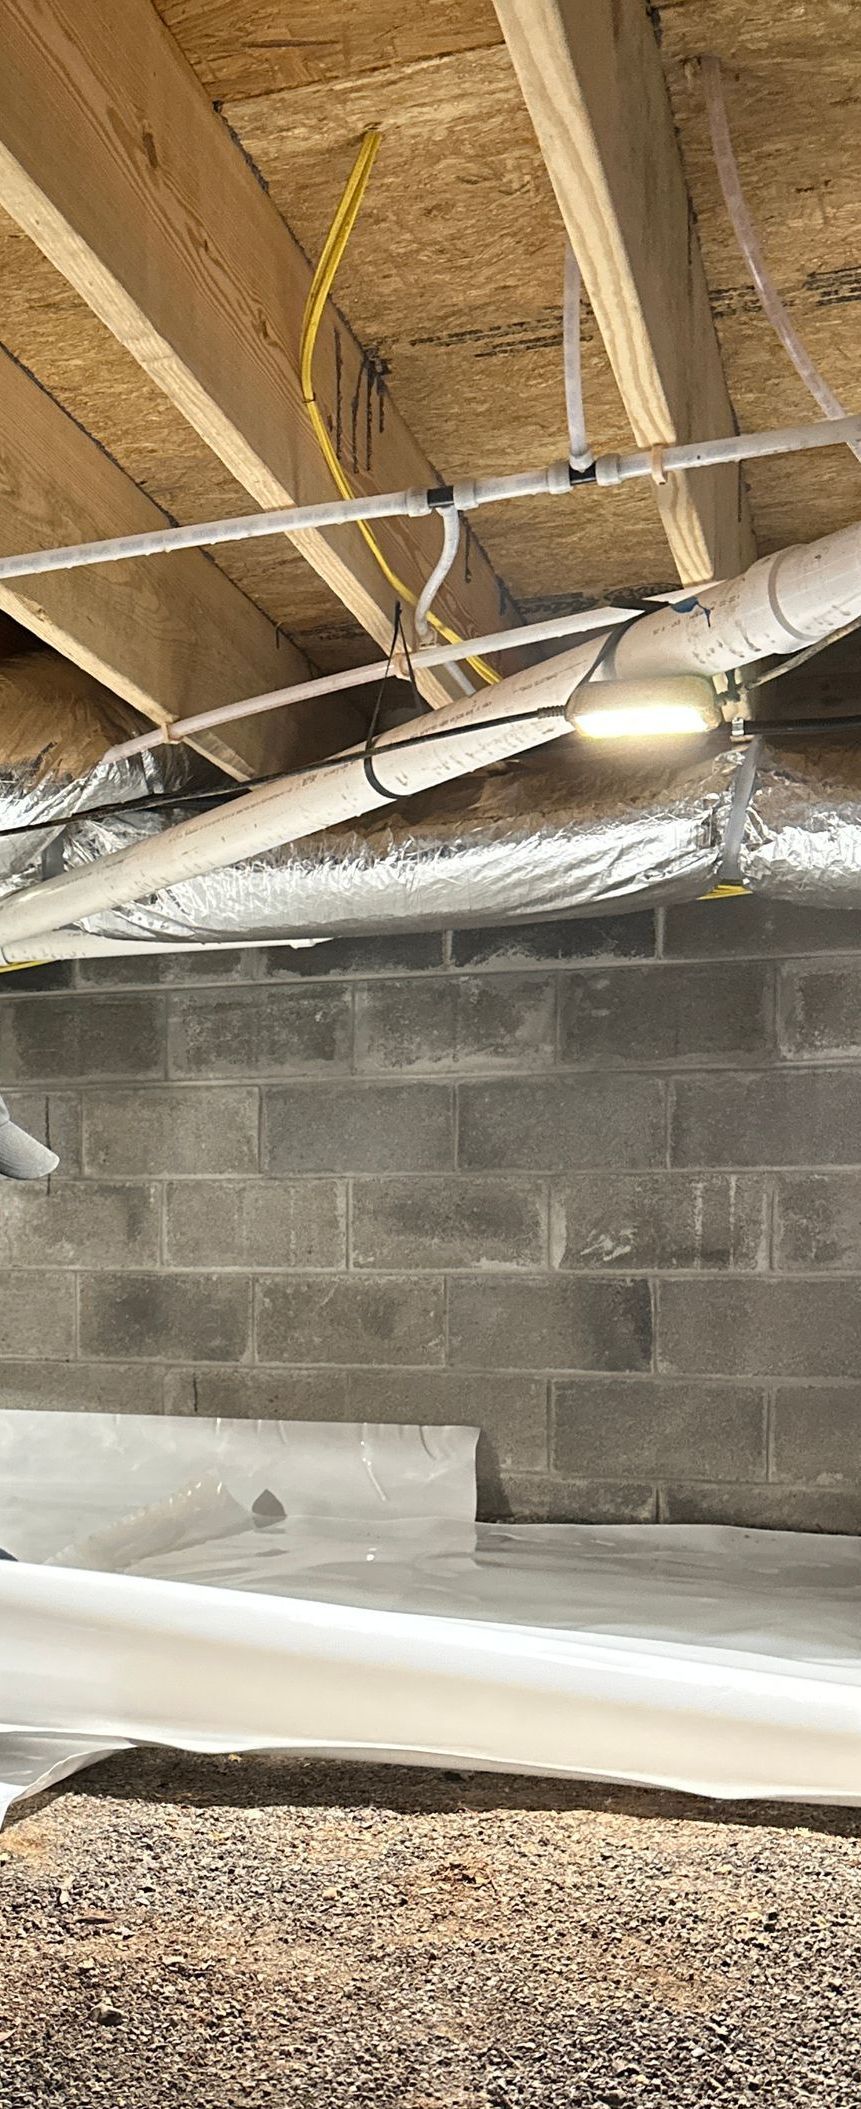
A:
298 131 499 686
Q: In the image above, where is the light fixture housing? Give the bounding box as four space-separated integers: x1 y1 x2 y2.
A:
572 675 721 741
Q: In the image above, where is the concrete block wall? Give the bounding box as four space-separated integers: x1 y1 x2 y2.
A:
2 898 861 1528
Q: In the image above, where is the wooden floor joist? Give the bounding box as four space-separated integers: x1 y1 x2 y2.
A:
0 0 521 706
0 352 360 782
492 0 756 585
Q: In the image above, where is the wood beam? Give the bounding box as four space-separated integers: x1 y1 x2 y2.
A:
0 0 519 705
0 351 360 782
492 0 755 585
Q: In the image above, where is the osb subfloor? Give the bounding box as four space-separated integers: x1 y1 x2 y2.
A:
2 1751 861 2106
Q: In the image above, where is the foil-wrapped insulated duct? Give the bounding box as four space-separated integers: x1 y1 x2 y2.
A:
62 739 740 943
0 651 197 905
3 704 861 955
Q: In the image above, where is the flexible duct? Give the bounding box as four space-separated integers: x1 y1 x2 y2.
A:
2 728 861 963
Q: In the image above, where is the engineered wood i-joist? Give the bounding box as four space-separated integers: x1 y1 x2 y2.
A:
0 352 359 781
0 0 521 704
492 0 756 585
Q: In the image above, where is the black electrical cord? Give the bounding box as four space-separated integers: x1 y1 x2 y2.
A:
740 713 861 738
0 705 571 841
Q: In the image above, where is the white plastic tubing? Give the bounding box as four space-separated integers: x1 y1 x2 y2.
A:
563 242 593 473
0 414 859 583
106 604 641 763
2 515 861 947
702 57 861 466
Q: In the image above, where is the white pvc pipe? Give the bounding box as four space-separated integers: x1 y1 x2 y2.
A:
104 603 645 763
0 668 589 945
702 57 861 467
597 413 861 485
1 417 859 581
0 463 571 582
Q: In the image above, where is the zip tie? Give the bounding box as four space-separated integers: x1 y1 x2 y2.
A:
650 446 668 487
718 735 762 886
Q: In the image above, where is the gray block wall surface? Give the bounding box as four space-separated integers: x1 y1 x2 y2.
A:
3 899 861 1527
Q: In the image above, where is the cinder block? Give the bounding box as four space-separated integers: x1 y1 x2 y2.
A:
771 1385 861 1484
167 985 352 1077
260 932 445 977
353 974 556 1074
552 1376 766 1481
670 1068 861 1167
448 1274 652 1371
664 899 861 959
0 994 164 1081
0 1181 160 1269
3 1093 81 1174
490 1475 656 1523
657 1278 861 1379
347 1370 548 1474
77 951 250 987
0 1272 76 1358
79 1272 252 1361
351 1176 547 1270
255 1275 445 1366
451 912 656 969
0 962 73 992
84 1088 259 1175
551 1171 769 1271
457 1075 665 1171
0 1362 163 1413
262 1081 454 1173
778 962 861 1060
163 1365 350 1419
659 1482 861 1534
774 1172 861 1270
559 962 773 1067
165 1178 346 1270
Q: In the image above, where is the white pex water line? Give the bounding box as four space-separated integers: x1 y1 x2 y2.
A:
104 603 647 763
563 242 593 474
701 57 861 467
4 513 861 948
0 415 858 582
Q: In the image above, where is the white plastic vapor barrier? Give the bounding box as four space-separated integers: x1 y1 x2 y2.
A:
1 1412 860 1816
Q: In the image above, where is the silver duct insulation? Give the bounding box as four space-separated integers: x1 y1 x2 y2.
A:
741 741 861 904
0 743 195 904
3 734 861 952
62 741 739 941
0 649 198 905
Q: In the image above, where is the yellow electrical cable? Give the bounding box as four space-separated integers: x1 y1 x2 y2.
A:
699 884 749 899
299 131 499 686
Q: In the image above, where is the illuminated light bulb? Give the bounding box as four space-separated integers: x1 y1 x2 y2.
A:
571 675 720 740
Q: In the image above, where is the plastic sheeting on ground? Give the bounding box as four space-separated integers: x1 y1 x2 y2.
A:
1 1411 860 1817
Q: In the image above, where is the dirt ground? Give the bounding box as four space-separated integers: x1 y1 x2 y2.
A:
1 1751 860 2108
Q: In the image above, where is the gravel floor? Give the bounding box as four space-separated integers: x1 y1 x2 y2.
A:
1 1749 860 2107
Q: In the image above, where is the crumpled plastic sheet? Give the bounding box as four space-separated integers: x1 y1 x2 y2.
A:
1 1410 860 1819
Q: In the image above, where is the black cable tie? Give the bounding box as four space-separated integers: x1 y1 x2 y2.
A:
567 461 598 485
425 483 455 510
362 747 396 800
